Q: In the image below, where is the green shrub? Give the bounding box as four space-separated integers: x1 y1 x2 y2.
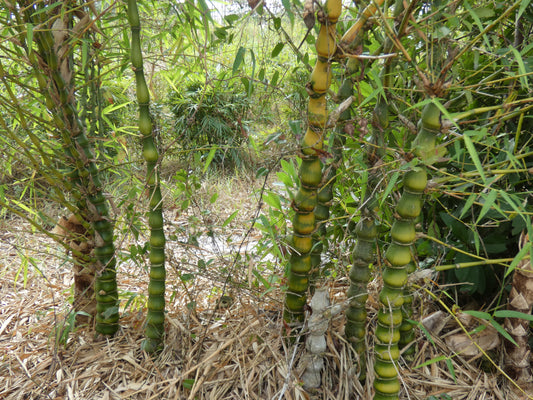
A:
167 80 251 171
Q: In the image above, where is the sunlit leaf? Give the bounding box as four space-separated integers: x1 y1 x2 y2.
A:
476 190 497 224
380 171 399 206
222 210 239 227
463 133 486 184
202 146 218 173
414 355 448 369
509 46 530 91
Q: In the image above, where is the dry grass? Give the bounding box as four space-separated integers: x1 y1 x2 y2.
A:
0 177 531 400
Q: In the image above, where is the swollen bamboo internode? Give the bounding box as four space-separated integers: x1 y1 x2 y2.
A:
345 218 376 380
23 2 119 335
373 101 442 399
284 0 342 327
128 0 167 353
374 169 427 398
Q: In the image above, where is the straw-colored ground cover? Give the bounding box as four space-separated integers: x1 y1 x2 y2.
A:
0 178 527 399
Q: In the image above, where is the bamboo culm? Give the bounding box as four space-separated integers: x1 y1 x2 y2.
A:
284 0 342 326
127 0 166 353
373 102 442 400
345 217 376 380
24 2 119 335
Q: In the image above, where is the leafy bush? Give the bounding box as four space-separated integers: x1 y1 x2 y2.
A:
167 80 251 171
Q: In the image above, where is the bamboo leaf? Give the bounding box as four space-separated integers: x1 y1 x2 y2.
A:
253 268 272 289
504 240 531 278
241 77 251 95
202 146 218 172
197 0 211 19
250 47 256 70
499 190 523 218
462 310 491 320
271 43 285 58
30 1 62 17
517 0 531 20
224 14 240 25
463 134 486 184
463 0 491 48
183 379 195 390
509 46 530 91
103 101 133 114
277 171 294 188
459 194 477 219
232 46 246 74
414 355 448 369
271 70 279 87
432 98 460 130
222 210 239 227
263 191 282 211
476 190 497 224
473 230 480 255
494 309 533 321
281 0 294 25
445 358 457 383
413 319 436 346
26 23 33 55
380 171 399 206
463 310 518 346
489 318 517 346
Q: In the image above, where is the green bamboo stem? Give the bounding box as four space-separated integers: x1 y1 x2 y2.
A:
373 169 427 400
435 258 517 271
284 0 342 326
127 0 166 353
311 76 353 288
345 217 377 380
373 103 443 399
347 2 406 373
22 2 119 335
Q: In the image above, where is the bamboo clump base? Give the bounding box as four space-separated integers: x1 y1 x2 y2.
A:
0 216 527 399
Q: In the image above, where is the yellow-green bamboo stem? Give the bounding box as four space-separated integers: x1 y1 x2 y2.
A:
22 2 119 335
374 102 443 399
435 258 517 271
373 169 427 400
340 0 386 47
127 0 167 353
284 0 341 326
345 217 376 380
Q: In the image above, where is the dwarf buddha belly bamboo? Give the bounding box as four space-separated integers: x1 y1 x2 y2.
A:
128 0 166 353
396 102 443 356
345 218 377 380
373 169 427 400
28 10 119 336
284 0 342 324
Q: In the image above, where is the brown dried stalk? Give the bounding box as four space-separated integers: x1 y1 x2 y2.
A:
504 231 533 387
